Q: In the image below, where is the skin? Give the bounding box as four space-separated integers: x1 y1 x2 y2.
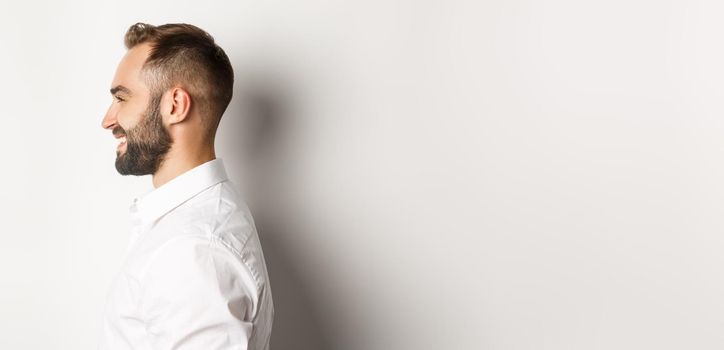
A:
101 42 217 188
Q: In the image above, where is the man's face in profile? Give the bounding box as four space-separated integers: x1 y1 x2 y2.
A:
102 42 173 176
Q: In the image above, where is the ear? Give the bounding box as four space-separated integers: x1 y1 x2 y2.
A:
163 87 192 125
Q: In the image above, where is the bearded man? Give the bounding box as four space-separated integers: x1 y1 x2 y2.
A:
99 22 274 350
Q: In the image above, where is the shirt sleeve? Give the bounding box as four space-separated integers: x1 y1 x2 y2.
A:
138 235 256 350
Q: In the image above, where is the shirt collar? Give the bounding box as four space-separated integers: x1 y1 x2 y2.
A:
129 158 229 228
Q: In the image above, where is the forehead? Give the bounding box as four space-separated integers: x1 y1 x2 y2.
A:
110 42 153 95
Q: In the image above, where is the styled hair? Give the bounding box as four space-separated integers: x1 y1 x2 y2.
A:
124 22 234 142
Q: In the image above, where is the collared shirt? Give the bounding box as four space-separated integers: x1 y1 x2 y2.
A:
98 158 274 350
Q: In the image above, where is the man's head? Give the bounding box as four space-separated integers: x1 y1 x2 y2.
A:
101 23 234 176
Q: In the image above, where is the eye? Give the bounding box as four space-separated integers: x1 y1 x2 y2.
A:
113 95 125 103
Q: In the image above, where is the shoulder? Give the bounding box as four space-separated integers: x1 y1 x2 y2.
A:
157 181 253 240
184 181 260 253
141 234 244 281
143 181 267 290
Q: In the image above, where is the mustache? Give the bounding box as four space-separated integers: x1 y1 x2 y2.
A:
112 126 127 138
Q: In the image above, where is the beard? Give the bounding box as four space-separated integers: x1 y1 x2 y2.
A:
114 93 173 176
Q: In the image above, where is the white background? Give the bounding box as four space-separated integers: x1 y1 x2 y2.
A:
2 0 724 349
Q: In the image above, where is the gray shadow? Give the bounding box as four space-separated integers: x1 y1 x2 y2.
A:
225 70 333 350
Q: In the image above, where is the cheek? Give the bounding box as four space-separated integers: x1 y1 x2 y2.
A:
117 110 143 131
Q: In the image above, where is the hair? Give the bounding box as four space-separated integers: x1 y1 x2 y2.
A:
124 22 234 143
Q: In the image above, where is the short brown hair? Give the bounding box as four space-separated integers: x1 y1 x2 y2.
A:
124 22 234 142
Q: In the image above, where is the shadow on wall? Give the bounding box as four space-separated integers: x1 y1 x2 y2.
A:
225 68 333 350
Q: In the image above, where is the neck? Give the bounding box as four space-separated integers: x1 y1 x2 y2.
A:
152 144 216 189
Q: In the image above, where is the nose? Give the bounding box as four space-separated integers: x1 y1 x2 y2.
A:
101 104 117 130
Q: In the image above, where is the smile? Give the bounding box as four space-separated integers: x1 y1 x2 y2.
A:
117 136 127 149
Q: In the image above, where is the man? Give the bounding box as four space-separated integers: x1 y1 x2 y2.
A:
99 23 274 350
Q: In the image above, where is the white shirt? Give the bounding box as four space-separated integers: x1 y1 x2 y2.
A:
99 158 274 350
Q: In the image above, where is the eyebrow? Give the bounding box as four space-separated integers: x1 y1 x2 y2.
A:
110 85 132 96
